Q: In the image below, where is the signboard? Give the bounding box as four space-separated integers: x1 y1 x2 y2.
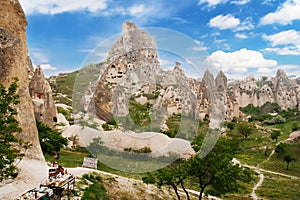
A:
82 157 98 169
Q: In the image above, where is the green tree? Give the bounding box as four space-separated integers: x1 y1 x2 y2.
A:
87 137 108 158
236 122 254 139
283 154 296 170
0 78 28 181
275 143 287 158
270 130 281 142
143 160 190 200
187 138 251 200
37 120 68 155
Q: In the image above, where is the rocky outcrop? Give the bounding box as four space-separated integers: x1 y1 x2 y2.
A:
232 69 300 111
90 21 160 121
29 65 57 127
86 21 299 128
0 0 44 160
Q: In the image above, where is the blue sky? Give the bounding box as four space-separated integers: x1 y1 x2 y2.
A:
19 0 300 79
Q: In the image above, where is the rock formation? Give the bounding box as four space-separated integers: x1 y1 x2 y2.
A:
29 65 57 127
84 21 299 128
0 0 44 160
232 69 300 111
89 21 160 121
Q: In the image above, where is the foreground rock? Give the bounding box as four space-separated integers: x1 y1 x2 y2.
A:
0 0 44 160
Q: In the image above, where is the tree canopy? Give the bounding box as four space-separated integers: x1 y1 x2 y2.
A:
0 78 28 181
37 120 68 155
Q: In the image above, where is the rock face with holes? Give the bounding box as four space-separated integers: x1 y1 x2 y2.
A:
29 65 57 127
232 69 300 111
90 21 160 121
88 21 300 127
0 0 44 160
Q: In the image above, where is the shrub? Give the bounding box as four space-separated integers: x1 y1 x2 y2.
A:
264 115 286 125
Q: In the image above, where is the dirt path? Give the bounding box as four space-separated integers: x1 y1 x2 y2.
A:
235 130 300 200
251 169 264 200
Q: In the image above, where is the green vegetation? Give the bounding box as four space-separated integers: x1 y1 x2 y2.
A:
78 120 99 129
102 118 118 131
256 174 300 199
50 71 78 99
37 120 68 155
262 142 300 176
116 99 162 132
57 106 74 125
87 137 108 158
143 137 252 200
270 130 281 142
236 121 255 139
0 79 29 181
124 146 152 153
240 102 280 121
264 115 286 125
80 173 109 200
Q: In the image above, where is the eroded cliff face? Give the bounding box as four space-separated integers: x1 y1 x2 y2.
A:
29 66 57 128
90 21 161 121
85 22 299 126
233 70 300 111
0 0 44 160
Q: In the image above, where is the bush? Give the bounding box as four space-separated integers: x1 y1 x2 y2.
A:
123 146 152 153
264 115 286 125
37 120 68 155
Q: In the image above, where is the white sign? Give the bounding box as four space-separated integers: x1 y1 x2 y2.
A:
82 157 98 169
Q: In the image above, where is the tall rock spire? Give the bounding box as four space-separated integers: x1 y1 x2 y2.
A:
0 0 44 161
29 65 57 127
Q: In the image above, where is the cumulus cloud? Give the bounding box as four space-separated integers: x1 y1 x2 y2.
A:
128 4 146 17
206 48 277 74
235 33 247 39
39 64 57 71
263 29 300 55
231 0 251 5
209 14 240 30
236 17 255 31
198 0 228 7
19 0 107 15
260 0 300 25
30 49 49 63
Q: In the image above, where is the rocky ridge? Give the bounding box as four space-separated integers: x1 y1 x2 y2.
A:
81 21 300 128
232 69 300 111
0 0 44 160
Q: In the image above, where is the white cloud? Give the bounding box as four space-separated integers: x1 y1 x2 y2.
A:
262 29 300 46
263 29 300 55
231 0 251 5
192 46 208 51
128 4 146 17
209 14 240 30
235 33 247 39
39 64 57 71
236 17 255 31
206 48 277 74
257 67 273 74
19 0 107 15
260 0 300 25
192 40 208 51
31 49 49 63
198 0 228 7
159 58 175 70
264 47 300 55
214 39 231 50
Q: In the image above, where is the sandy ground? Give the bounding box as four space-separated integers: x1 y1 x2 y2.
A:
286 130 300 142
62 125 195 157
0 158 48 200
